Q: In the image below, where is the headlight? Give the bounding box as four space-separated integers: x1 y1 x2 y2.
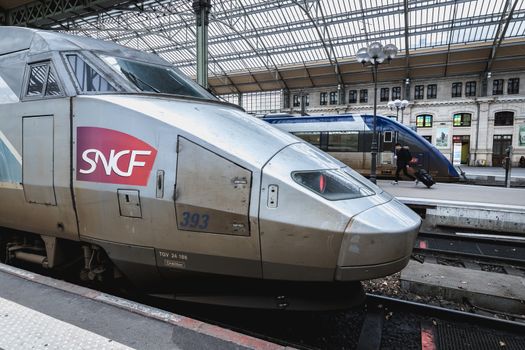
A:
292 169 376 200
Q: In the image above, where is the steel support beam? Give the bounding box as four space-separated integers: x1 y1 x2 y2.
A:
154 1 241 94
403 0 410 100
193 0 211 88
235 0 289 91
443 0 459 77
485 0 519 74
292 0 343 85
5 0 134 28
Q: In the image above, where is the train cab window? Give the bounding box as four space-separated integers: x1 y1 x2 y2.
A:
422 136 432 143
453 113 471 127
416 115 433 128
45 69 61 96
327 131 359 152
26 62 63 98
66 54 116 92
101 55 216 99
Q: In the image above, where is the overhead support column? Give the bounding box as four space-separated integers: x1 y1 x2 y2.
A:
403 0 410 101
193 0 212 89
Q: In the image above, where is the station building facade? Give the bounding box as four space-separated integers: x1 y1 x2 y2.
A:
282 72 525 167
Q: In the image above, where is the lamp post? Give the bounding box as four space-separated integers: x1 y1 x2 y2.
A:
387 99 409 122
356 42 398 184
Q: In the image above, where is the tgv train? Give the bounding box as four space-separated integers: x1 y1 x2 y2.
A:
264 114 460 182
0 27 421 310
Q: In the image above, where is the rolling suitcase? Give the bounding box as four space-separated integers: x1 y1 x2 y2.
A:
415 168 435 188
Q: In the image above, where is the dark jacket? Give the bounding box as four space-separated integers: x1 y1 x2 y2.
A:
396 148 412 166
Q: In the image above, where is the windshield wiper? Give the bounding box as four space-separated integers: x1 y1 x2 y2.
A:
121 69 160 93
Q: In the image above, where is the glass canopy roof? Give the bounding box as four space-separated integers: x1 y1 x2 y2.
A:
61 0 525 79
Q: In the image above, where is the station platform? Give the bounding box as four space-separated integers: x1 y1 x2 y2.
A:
378 180 525 235
378 180 525 210
461 166 525 179
0 263 284 350
459 166 525 186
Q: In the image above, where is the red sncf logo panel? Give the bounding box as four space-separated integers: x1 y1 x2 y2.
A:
76 127 157 186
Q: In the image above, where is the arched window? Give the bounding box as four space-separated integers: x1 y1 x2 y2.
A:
494 111 514 126
453 113 471 127
416 114 433 128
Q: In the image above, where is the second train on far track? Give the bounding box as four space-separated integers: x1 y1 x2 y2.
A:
264 114 460 182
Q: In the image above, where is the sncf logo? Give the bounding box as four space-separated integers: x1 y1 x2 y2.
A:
76 127 157 186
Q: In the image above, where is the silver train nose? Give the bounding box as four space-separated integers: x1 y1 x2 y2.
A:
335 198 421 281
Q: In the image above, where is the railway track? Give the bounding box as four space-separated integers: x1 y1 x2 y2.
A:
413 229 525 270
6 258 525 349
166 293 525 350
6 227 525 349
358 294 525 350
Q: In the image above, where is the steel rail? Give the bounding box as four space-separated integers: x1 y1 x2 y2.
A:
414 230 525 266
366 293 525 334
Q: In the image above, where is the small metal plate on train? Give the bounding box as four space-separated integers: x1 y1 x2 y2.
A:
267 184 279 208
157 250 188 269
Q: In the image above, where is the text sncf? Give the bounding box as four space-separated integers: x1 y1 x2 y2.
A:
76 127 157 186
80 149 152 177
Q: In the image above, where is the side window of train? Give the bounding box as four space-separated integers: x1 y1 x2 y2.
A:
384 131 393 143
25 62 63 98
327 131 359 152
65 54 116 93
292 132 322 148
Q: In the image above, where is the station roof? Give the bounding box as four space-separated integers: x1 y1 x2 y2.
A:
2 0 525 94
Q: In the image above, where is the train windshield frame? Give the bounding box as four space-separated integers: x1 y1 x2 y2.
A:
99 54 217 100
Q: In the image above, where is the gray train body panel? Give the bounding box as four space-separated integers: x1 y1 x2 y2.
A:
0 27 420 308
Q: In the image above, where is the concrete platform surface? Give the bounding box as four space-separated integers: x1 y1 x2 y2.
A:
400 260 525 314
0 263 288 350
461 166 525 179
378 180 525 210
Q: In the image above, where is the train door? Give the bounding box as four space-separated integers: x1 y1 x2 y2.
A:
492 135 512 166
22 116 56 205
168 136 262 278
17 60 79 240
378 130 397 175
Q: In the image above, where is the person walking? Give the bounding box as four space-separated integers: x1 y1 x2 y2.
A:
393 143 417 185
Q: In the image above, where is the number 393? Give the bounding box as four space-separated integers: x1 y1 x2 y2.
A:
180 212 209 229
